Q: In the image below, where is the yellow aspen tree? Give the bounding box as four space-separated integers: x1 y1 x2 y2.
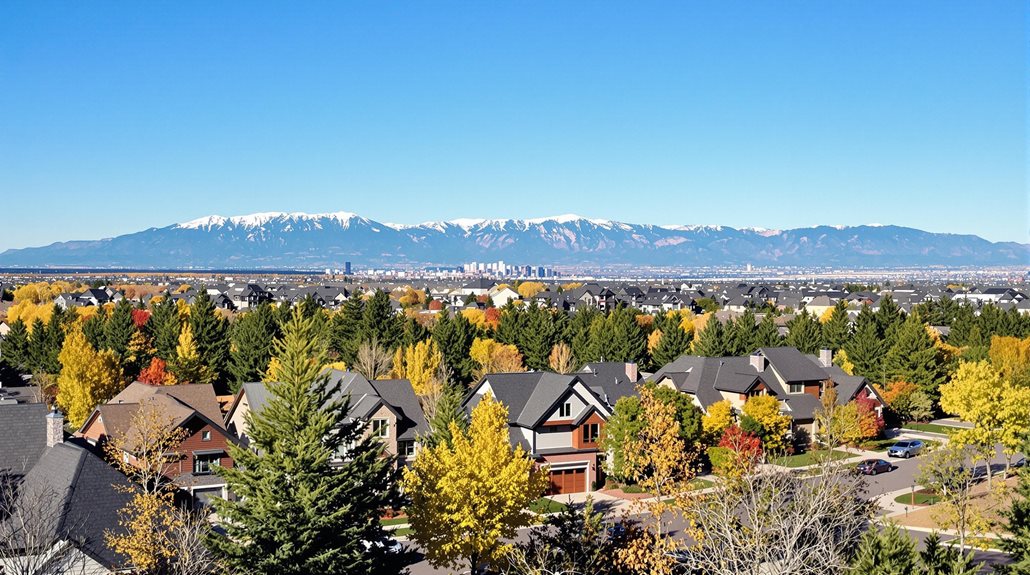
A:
742 395 792 453
470 338 525 379
403 393 548 574
168 323 214 385
405 339 443 396
56 329 124 427
701 399 735 442
516 281 546 298
548 342 576 374
940 360 1015 486
647 329 663 354
389 346 407 380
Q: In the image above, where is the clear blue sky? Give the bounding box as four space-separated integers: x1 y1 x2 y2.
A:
1 1 1026 251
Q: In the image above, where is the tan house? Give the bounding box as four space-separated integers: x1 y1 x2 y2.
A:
225 370 429 466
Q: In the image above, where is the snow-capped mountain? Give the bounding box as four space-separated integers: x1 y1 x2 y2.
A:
0 211 1026 269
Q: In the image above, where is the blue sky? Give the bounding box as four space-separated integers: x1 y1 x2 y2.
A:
1 1 1026 251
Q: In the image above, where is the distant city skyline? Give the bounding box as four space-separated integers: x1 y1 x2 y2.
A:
1 1 1026 252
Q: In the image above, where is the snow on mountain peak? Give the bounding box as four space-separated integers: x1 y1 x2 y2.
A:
178 211 359 229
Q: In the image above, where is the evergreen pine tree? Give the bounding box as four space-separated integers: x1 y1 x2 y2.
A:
652 322 692 367
692 317 727 357
103 298 136 357
1000 449 1030 575
846 313 884 382
726 309 757 356
150 296 180 362
753 313 782 348
401 315 431 348
883 314 945 400
424 382 469 448
433 313 476 384
329 296 364 366
229 304 279 392
0 319 29 372
521 304 557 370
604 306 647 364
27 318 48 373
785 310 823 354
875 294 905 349
359 290 402 350
850 523 917 575
209 309 403 575
822 300 852 352
189 291 231 387
494 303 526 346
920 532 980 575
568 307 600 365
81 308 107 351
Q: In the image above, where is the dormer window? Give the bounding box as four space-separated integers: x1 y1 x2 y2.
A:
559 403 572 418
789 382 804 394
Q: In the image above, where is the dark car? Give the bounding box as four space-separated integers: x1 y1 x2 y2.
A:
887 440 924 458
856 459 893 475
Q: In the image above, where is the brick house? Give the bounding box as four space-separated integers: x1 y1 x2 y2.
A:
77 382 236 506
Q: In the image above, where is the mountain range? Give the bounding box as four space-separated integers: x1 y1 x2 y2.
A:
0 211 1026 269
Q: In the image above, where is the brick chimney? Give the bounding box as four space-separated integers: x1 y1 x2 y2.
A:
624 363 638 382
749 353 765 372
819 349 833 368
46 408 64 447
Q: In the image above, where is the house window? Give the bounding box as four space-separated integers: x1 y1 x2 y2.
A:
193 454 221 475
372 419 389 438
581 423 600 444
202 431 211 441
401 441 416 457
789 383 804 394
559 403 572 418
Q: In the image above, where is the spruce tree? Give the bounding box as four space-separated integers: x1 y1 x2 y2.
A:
210 310 403 575
329 296 364 366
103 298 136 357
359 290 402 351
1000 449 1030 574
27 318 48 373
606 306 647 364
785 310 823 354
884 314 945 400
652 323 692 367
81 308 107 351
875 294 904 349
150 296 180 362
0 319 29 372
692 317 727 357
568 307 600 365
821 301 852 352
846 315 884 382
229 304 279 392
850 523 917 575
521 304 558 370
494 303 526 346
401 315 431 348
726 309 757 356
424 382 469 448
189 291 231 386
753 313 782 348
920 532 980 575
433 313 476 384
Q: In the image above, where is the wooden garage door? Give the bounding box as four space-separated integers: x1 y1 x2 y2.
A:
548 467 586 494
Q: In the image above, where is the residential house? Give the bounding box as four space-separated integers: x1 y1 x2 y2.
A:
650 346 883 444
464 371 615 494
488 285 520 308
225 370 429 467
0 404 132 574
77 382 235 506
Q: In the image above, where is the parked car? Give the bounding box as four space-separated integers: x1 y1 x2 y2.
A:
887 440 924 458
856 459 893 475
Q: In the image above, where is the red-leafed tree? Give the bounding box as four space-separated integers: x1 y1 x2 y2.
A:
131 309 152 329
484 307 502 331
138 357 172 385
855 390 885 439
709 425 763 478
428 300 444 311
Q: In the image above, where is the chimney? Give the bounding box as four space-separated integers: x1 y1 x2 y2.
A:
750 353 765 372
624 363 638 382
46 408 64 447
819 349 833 368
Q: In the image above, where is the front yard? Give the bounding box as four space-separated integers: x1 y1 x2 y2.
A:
771 449 851 468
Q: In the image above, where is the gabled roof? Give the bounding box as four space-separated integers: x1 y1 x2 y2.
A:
469 371 610 428
758 347 829 382
0 403 48 473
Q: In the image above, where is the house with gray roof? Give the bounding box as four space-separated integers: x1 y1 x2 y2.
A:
225 370 429 467
650 346 884 445
0 404 132 574
464 370 618 494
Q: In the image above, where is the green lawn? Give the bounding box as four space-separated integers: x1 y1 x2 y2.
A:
902 422 955 435
894 490 941 506
771 449 850 468
690 478 715 490
380 516 408 527
393 526 414 537
529 498 568 514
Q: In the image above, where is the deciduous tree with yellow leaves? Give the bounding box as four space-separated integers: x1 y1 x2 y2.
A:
56 329 124 427
398 338 444 396
741 395 792 454
403 393 547 575
701 399 735 442
516 281 546 299
469 337 526 379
